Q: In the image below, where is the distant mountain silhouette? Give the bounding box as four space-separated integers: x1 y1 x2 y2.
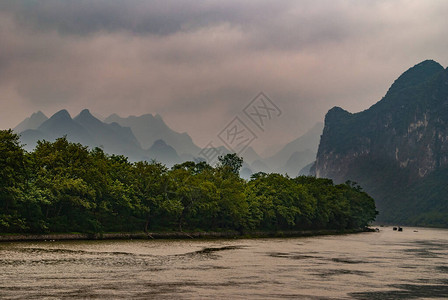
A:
264 122 323 174
239 165 253 180
147 139 180 167
15 109 319 177
15 109 203 164
282 149 317 177
20 109 95 151
14 111 48 133
73 109 144 161
250 159 270 174
240 146 262 165
17 109 144 161
105 113 201 156
298 162 314 176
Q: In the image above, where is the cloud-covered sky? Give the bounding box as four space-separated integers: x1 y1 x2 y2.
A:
1 0 448 154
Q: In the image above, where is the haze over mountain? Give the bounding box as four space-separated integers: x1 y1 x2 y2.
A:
74 109 144 161
313 60 448 227
15 109 227 167
105 114 201 157
15 108 321 176
265 122 323 175
239 146 262 165
17 109 146 161
13 111 48 133
147 139 180 166
282 149 317 177
21 109 95 151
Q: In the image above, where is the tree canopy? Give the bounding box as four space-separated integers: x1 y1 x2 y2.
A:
0 132 377 234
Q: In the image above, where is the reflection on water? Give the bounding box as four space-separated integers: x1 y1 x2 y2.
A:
1 227 447 299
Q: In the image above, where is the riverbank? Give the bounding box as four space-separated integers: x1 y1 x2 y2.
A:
0 228 369 242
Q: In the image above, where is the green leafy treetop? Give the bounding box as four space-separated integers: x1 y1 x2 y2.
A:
217 153 243 175
0 131 377 234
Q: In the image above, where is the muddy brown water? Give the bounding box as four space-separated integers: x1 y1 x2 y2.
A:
1 227 447 299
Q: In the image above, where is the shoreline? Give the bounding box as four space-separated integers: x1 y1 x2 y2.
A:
0 228 369 242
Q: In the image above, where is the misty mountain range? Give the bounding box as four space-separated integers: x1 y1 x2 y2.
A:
12 59 448 226
14 109 322 177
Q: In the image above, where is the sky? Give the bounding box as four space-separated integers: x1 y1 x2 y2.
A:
1 0 448 155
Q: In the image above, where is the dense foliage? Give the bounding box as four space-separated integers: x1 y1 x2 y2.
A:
0 131 377 234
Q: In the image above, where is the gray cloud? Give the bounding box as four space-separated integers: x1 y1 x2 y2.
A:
0 0 290 36
1 0 448 153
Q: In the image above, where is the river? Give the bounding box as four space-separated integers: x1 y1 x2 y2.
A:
1 227 447 299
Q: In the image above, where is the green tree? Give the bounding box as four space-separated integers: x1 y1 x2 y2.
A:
0 130 27 231
132 160 168 232
29 138 97 232
247 173 315 230
218 153 243 175
0 133 378 234
214 165 248 230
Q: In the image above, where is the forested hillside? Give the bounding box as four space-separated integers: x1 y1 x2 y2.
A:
314 60 448 227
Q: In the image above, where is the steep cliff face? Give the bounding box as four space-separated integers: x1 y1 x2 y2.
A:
314 60 448 226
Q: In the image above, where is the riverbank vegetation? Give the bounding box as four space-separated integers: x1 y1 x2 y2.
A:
0 130 377 234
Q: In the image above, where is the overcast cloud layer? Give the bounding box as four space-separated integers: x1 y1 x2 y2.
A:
1 0 448 154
